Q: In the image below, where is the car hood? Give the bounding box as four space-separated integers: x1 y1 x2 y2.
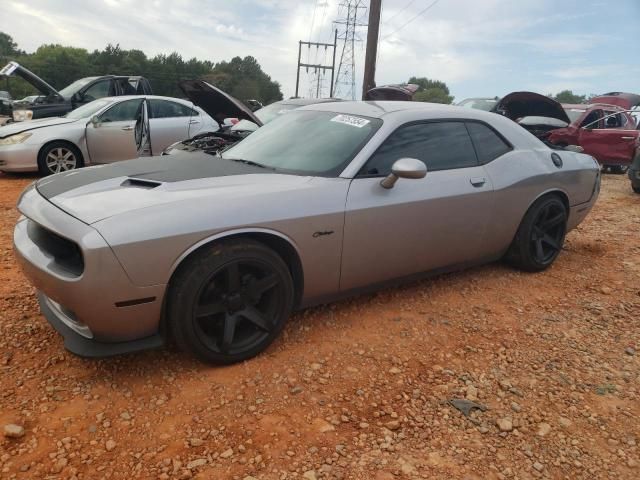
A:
178 80 263 127
493 91 570 124
589 92 640 109
0 116 77 138
36 152 310 224
0 61 61 98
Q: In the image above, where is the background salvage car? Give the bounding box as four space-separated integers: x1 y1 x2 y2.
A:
14 101 600 364
0 61 152 121
0 95 217 175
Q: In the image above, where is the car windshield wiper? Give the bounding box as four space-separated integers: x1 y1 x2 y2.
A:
225 157 275 170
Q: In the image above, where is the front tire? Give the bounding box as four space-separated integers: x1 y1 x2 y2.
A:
167 240 294 364
506 195 568 272
37 141 83 176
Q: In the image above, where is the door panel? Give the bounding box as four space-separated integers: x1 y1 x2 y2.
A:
578 128 637 165
149 117 190 153
86 98 144 164
341 167 494 291
148 99 192 152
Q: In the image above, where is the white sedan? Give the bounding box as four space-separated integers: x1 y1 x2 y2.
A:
0 95 218 175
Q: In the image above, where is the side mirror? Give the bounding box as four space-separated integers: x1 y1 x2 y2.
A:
90 115 101 127
380 158 427 189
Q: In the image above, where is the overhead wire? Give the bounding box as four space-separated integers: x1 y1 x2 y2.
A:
381 0 440 41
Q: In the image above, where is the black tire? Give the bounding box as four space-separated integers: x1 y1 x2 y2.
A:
167 239 294 364
632 185 640 194
37 141 83 176
506 195 568 272
609 165 627 175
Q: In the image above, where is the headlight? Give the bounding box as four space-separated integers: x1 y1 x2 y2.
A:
0 132 32 145
12 109 33 122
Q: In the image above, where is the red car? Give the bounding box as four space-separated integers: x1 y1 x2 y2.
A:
548 103 639 171
493 91 640 172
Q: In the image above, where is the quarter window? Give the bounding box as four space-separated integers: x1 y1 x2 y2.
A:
99 99 143 122
466 122 512 164
361 121 478 176
149 99 196 118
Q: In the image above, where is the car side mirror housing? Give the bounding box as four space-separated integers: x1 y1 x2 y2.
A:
380 158 427 189
90 115 101 127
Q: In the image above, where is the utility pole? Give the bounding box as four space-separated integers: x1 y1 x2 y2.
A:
294 30 338 99
362 0 382 99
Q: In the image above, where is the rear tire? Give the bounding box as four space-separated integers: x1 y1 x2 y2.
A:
37 141 83 176
167 239 294 364
506 195 568 272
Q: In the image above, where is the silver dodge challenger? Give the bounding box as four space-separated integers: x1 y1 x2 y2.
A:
13 101 601 364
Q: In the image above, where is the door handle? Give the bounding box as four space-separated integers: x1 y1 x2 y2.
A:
121 125 135 131
470 177 486 187
189 119 200 124
621 136 635 140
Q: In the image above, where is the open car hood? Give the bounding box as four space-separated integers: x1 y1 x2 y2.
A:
178 80 262 127
364 83 419 101
0 61 61 98
589 92 640 110
493 91 570 124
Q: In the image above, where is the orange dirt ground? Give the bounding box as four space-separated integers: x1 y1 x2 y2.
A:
0 172 638 480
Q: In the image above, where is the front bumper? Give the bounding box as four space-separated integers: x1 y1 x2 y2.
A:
13 185 167 356
0 143 39 172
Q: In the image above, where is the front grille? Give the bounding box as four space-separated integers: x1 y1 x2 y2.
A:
26 220 84 276
0 160 5 166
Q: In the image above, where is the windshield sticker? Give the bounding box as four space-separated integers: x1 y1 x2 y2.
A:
331 114 370 128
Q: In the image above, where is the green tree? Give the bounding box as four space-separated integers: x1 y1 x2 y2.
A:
408 76 454 104
552 90 586 104
0 31 282 104
203 56 283 105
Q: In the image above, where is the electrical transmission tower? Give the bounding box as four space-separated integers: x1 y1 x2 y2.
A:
332 0 367 100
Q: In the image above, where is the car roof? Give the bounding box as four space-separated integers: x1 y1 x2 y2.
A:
277 97 342 106
301 100 503 120
100 95 193 104
562 103 626 111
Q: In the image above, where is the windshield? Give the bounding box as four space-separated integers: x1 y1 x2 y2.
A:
255 102 299 124
64 99 111 119
58 77 96 99
458 98 498 111
564 108 586 124
221 110 382 176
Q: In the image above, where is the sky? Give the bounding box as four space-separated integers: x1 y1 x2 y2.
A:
1 0 639 102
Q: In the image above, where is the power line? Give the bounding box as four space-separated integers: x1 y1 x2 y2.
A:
383 0 418 28
381 0 440 41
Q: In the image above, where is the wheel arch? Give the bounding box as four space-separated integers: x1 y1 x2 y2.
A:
526 188 570 214
167 228 305 308
37 139 85 167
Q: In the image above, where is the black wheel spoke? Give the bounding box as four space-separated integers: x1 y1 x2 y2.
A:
252 273 279 297
541 234 560 251
535 239 545 260
226 262 241 291
195 300 226 318
239 306 272 332
221 314 238 352
541 213 564 231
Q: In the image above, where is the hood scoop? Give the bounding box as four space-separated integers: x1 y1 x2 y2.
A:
122 178 162 189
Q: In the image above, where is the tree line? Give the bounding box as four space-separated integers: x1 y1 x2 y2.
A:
0 31 283 105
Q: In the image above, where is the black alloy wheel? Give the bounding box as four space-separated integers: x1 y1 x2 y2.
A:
193 259 284 356
168 240 294 364
529 201 566 264
506 195 567 272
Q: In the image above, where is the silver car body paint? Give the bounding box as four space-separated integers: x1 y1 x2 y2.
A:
14 101 600 350
0 95 217 172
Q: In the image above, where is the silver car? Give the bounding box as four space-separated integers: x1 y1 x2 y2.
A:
14 101 600 364
0 95 217 175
